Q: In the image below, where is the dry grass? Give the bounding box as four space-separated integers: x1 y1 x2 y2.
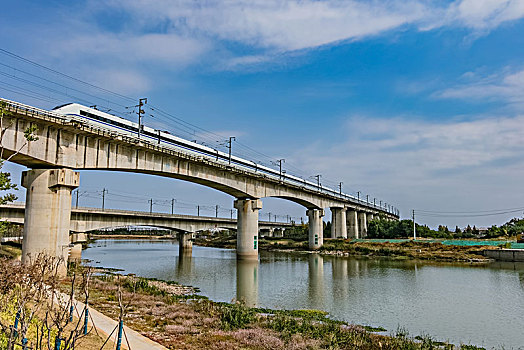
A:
321 240 498 262
78 275 481 350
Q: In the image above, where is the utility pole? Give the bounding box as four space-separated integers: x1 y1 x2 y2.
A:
268 212 271 222
314 175 321 191
171 199 175 215
366 194 369 203
277 159 285 180
412 209 416 240
230 209 234 219
373 198 376 207
215 205 219 218
197 205 200 216
227 136 236 164
136 98 147 139
149 199 153 213
102 188 107 210
357 191 360 202
76 190 79 208
338 182 343 196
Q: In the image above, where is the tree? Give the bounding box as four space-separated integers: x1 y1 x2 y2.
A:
0 101 38 242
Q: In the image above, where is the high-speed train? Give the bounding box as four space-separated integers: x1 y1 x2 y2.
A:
51 103 358 203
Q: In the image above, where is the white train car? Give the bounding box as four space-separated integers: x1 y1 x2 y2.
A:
52 103 359 203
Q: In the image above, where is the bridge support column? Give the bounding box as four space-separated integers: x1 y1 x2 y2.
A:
307 209 324 249
178 232 194 256
347 210 359 238
358 211 368 238
234 199 262 260
21 168 79 275
330 207 347 239
68 243 83 263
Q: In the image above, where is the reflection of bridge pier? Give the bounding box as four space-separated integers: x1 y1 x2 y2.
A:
236 260 259 307
308 254 324 308
331 257 349 298
176 251 193 278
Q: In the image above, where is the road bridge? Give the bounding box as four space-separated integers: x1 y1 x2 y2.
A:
0 98 399 268
0 202 290 236
0 202 290 257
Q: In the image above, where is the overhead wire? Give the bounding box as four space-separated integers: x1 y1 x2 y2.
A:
0 48 392 210
0 48 135 103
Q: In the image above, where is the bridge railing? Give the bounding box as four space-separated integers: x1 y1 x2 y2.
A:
1 97 399 217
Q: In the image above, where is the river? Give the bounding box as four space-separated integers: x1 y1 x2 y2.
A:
82 239 524 349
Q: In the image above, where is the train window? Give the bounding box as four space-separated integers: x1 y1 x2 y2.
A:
80 110 137 131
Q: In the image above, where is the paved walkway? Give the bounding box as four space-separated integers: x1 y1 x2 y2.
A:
72 299 168 350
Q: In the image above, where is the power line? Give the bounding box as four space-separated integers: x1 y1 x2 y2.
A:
0 48 135 103
0 48 391 209
416 206 524 214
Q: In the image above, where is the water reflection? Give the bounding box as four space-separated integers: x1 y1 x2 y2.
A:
308 254 324 309
236 260 258 307
82 240 524 349
176 253 193 279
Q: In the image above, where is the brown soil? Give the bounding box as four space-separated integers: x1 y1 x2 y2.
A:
196 236 499 263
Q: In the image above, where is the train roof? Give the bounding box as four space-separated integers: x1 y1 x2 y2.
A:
52 103 75 110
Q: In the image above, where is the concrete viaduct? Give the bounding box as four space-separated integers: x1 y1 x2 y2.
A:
0 202 290 258
0 202 290 238
0 98 399 267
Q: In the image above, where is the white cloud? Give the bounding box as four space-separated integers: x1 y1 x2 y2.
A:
106 0 428 52
8 0 524 74
446 0 524 30
434 68 524 108
287 113 524 227
103 0 524 56
90 69 152 96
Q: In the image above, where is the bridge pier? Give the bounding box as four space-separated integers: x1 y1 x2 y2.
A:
21 168 79 274
366 213 374 224
68 243 83 262
307 208 324 249
347 209 359 238
234 199 262 260
330 207 347 239
178 232 194 256
358 211 368 238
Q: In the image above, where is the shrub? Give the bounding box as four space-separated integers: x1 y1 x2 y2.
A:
220 302 255 330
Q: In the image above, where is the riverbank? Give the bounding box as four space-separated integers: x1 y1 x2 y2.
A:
0 243 21 258
194 236 500 263
75 272 486 349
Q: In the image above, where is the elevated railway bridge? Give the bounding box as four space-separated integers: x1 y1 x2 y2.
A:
0 98 399 270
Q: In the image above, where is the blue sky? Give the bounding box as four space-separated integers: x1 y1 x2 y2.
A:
2 0 524 228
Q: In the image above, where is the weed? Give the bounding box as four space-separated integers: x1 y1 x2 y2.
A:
219 302 256 330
